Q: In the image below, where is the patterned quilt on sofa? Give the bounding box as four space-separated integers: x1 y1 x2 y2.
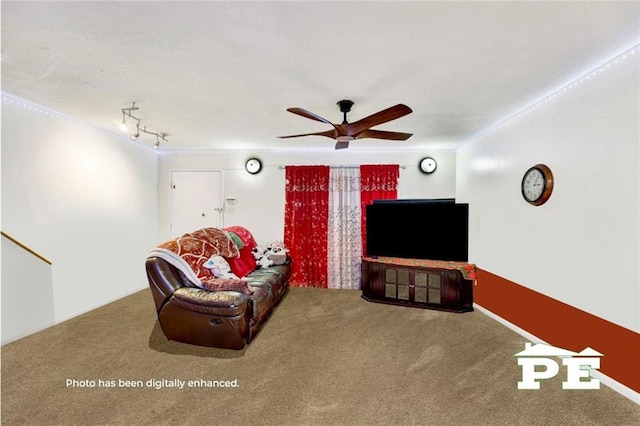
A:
149 228 240 286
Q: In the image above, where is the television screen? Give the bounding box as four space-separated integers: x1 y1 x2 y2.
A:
365 200 468 262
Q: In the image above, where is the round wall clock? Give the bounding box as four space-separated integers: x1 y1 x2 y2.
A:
419 157 437 174
521 163 554 206
245 158 262 174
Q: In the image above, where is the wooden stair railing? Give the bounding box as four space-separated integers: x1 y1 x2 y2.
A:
1 231 52 265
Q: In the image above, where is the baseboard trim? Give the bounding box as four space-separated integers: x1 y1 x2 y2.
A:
474 303 640 405
54 285 149 326
1 321 57 346
1 285 148 346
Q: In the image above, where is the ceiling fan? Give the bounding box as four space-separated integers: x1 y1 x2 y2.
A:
279 100 413 149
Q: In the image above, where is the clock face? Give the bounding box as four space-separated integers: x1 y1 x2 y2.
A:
245 158 261 174
521 164 553 206
522 168 545 201
419 157 437 174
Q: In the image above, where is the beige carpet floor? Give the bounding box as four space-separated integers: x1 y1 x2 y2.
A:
2 287 639 425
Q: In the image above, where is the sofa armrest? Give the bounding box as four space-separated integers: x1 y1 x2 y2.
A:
146 256 189 312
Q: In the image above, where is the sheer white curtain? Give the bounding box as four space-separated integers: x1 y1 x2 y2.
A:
327 167 362 289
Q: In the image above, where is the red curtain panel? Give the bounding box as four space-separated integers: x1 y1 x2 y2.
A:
284 166 330 288
360 164 399 256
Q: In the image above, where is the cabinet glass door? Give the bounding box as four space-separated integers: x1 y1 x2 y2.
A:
428 273 442 304
384 268 410 300
384 269 396 298
414 272 428 302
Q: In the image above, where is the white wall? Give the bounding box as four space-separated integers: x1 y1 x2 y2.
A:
157 149 457 245
456 50 639 332
1 97 158 327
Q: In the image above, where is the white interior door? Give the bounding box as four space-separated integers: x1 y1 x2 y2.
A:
170 171 223 237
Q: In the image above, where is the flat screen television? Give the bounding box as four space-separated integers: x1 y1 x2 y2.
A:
365 199 469 262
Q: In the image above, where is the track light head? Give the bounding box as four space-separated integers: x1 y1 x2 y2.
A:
131 122 141 140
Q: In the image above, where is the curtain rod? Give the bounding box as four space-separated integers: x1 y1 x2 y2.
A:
278 165 407 170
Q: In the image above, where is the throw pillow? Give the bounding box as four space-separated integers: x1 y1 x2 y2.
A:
201 277 254 295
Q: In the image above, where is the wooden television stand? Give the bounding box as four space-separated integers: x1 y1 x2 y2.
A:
361 257 475 313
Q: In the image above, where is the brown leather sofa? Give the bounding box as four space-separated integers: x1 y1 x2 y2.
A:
146 257 290 349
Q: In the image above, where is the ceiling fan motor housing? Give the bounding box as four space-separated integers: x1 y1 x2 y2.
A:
337 100 354 124
337 100 354 113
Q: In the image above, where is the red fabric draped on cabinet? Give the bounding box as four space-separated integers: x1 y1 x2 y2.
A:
360 164 399 256
284 166 330 288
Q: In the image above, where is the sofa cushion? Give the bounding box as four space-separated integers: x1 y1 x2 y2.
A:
171 288 249 317
173 287 249 308
245 265 290 286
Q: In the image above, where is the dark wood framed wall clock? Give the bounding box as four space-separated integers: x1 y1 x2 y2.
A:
521 163 554 206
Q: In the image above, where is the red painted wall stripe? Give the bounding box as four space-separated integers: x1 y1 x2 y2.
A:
475 268 640 394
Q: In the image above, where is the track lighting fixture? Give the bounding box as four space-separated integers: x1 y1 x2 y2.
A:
119 102 169 149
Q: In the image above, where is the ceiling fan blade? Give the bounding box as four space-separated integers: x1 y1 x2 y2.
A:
347 104 412 135
286 108 338 129
355 129 413 141
278 129 338 139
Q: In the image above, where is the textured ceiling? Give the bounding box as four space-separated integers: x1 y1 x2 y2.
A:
2 1 639 151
